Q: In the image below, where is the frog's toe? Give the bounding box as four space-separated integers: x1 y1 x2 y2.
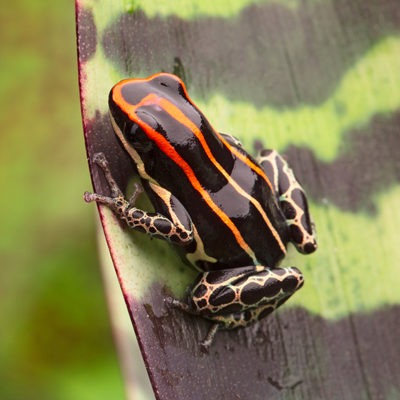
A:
200 323 219 352
292 232 318 254
92 152 107 166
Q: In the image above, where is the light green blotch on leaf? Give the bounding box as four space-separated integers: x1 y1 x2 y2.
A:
123 0 137 14
81 48 121 119
81 6 400 149
99 184 400 319
196 36 400 160
79 0 124 33
130 0 300 19
78 3 123 117
80 0 304 22
287 186 400 319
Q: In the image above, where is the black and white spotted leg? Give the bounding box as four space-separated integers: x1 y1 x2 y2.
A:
170 265 304 348
257 149 317 254
189 266 304 327
84 152 193 246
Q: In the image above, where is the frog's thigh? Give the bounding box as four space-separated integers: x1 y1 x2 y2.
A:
188 266 304 328
257 149 317 254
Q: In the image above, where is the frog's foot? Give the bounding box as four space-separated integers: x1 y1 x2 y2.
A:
84 152 193 245
188 266 304 330
166 296 220 351
257 149 317 255
200 323 220 352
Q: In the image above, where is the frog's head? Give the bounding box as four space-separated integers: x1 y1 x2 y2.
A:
108 73 230 182
109 73 204 157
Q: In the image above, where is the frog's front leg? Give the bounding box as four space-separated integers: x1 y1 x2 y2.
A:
258 149 317 254
84 153 193 245
175 265 304 348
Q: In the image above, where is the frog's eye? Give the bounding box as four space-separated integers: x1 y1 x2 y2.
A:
122 122 140 146
129 123 140 137
126 123 153 152
136 110 159 131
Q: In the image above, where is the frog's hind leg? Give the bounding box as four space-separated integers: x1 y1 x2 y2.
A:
257 149 317 254
170 265 303 349
189 265 303 329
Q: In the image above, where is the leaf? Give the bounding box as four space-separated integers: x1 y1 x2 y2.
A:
76 1 400 399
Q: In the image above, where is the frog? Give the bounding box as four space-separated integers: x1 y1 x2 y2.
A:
84 72 317 349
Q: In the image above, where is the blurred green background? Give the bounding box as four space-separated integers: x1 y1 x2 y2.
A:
0 1 125 398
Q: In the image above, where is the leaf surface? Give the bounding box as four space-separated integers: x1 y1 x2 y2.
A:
76 1 400 399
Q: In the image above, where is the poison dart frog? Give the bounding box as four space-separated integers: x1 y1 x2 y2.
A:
84 73 317 349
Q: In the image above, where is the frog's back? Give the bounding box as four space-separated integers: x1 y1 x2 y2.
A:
183 146 288 270
108 73 289 269
145 133 289 270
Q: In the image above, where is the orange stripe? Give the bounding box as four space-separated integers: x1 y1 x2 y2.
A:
112 85 256 261
156 98 286 254
215 132 274 191
145 127 256 260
